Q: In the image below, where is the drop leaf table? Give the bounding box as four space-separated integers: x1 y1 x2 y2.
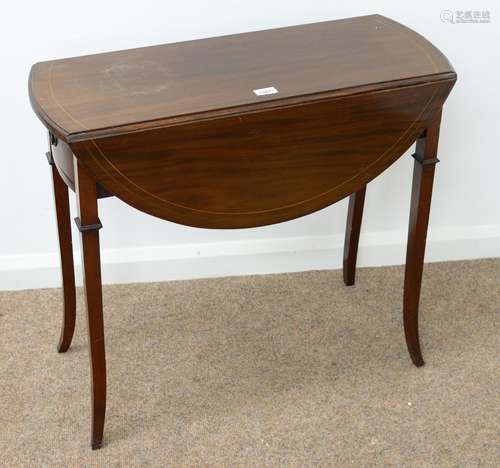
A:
29 14 456 449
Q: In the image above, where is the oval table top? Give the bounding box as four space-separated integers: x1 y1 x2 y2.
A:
29 14 455 143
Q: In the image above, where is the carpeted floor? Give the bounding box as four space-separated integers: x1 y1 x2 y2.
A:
0 259 499 467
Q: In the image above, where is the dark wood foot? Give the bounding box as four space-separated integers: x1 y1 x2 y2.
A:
403 110 442 367
343 186 366 286
74 157 106 449
48 147 77 353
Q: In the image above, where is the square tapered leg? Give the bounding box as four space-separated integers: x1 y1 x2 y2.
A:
74 157 106 449
403 110 442 367
48 146 76 353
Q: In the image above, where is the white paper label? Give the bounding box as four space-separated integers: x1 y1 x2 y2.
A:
253 86 279 96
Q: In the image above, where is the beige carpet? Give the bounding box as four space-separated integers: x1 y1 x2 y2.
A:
0 259 499 467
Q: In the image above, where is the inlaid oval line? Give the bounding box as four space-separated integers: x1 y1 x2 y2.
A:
85 86 437 217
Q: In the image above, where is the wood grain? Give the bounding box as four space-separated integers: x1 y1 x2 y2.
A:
403 111 442 367
343 186 366 286
74 159 106 449
49 139 76 353
71 79 454 228
29 15 455 142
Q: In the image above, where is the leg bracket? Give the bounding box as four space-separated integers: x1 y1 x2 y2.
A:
412 153 440 166
46 151 55 166
74 217 103 232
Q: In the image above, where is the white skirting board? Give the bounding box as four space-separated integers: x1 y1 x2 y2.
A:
0 224 499 291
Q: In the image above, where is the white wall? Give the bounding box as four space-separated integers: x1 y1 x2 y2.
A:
0 1 499 290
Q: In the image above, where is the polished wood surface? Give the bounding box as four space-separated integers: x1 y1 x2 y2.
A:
343 187 366 286
28 15 456 449
74 160 106 450
404 111 442 367
30 15 455 229
29 15 454 142
48 141 76 353
30 15 456 229
51 137 112 199
71 80 453 228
